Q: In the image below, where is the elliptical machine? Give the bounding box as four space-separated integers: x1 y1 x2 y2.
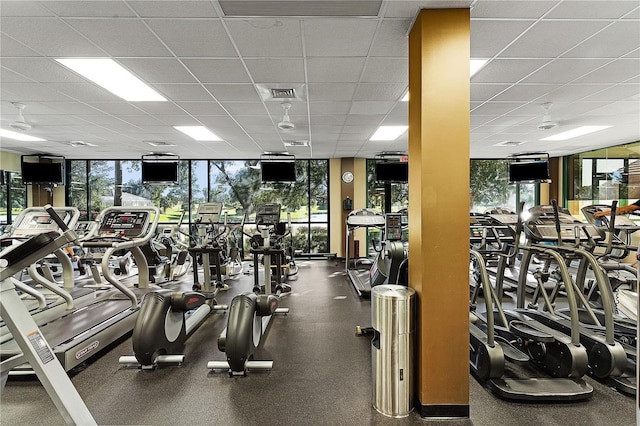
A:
207 203 290 376
118 204 229 370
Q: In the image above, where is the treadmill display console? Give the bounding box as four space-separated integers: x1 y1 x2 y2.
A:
256 203 281 226
385 214 403 241
99 211 149 237
11 209 76 238
196 202 223 223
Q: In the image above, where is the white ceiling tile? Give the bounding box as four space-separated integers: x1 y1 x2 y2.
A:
304 19 378 57
563 21 640 59
309 102 351 115
145 19 237 57
345 114 386 125
128 1 218 18
545 84 612 102
471 84 510 102
370 19 410 57
204 84 260 102
42 1 136 17
471 1 555 18
194 116 239 128
174 101 227 116
118 58 198 84
471 20 534 58
583 84 640 102
308 83 357 101
130 102 189 116
47 82 120 102
491 84 561 102
521 59 611 84
219 102 267 115
360 58 407 83
35 101 105 115
1 58 89 83
544 1 638 19
1 18 105 56
152 84 215 102
234 116 274 127
64 19 172 57
181 59 251 84
471 102 522 115
307 57 366 83
0 68 32 83
472 59 551 83
500 20 610 58
0 35 41 56
583 101 640 117
0 1 55 16
310 115 346 126
575 59 640 83
226 19 302 57
353 83 405 101
111 115 165 126
243 58 304 83
85 102 147 115
1 82 74 102
349 101 395 115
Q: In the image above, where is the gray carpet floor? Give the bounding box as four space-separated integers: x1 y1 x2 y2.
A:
0 260 636 425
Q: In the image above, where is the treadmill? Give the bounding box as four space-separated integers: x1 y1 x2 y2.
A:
0 206 160 372
0 207 98 335
345 209 385 297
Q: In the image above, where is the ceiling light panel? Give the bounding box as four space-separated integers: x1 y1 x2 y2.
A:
55 58 167 102
173 126 223 141
0 128 47 141
370 125 408 141
541 126 612 141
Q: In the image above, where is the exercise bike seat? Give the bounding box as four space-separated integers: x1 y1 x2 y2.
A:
509 319 555 343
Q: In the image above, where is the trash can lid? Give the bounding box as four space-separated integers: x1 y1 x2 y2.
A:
371 284 415 300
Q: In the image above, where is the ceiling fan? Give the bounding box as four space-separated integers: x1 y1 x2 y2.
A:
9 102 32 131
277 102 295 131
538 102 558 130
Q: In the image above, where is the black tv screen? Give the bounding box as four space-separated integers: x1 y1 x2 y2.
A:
508 161 550 183
375 162 408 183
142 161 179 185
21 161 64 185
261 161 296 183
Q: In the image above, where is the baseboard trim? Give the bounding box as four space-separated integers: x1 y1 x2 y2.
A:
418 403 470 419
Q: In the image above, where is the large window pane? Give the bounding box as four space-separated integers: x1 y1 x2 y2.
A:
68 161 89 220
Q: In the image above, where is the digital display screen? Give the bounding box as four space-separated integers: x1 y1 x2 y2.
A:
142 161 179 184
21 161 64 185
261 161 296 183
375 162 408 183
508 161 550 183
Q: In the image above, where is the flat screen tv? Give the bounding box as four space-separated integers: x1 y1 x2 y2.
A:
375 161 408 183
21 161 64 185
508 160 550 184
142 161 179 185
261 161 296 183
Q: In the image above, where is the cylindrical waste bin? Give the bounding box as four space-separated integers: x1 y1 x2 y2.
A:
371 284 415 418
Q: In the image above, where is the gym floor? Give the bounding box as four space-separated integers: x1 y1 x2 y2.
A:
1 260 635 425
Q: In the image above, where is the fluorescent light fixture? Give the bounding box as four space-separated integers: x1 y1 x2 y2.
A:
470 59 488 77
370 125 408 141
401 59 488 102
173 126 223 141
55 58 166 102
541 125 612 141
0 128 46 142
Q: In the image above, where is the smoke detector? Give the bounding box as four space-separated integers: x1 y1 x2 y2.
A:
538 102 558 130
10 102 32 131
277 102 295 131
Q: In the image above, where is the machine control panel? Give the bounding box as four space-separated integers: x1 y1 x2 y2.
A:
384 213 403 241
98 211 149 238
9 208 79 238
256 203 281 226
196 202 223 223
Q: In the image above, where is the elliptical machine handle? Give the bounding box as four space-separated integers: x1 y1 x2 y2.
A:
44 204 69 232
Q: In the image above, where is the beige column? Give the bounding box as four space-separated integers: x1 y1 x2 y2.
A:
408 8 470 418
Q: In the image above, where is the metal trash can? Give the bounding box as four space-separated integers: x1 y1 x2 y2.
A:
371 284 415 418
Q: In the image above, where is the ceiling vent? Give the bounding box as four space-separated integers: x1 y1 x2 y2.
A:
271 88 296 99
145 141 176 147
494 141 527 147
283 140 309 147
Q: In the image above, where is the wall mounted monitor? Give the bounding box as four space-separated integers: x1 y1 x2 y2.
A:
141 161 179 185
508 160 550 184
375 161 408 183
21 161 64 185
261 161 296 183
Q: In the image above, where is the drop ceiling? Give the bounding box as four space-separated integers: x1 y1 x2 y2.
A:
0 0 638 160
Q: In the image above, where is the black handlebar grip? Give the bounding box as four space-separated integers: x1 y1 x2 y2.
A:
44 204 69 231
551 199 561 233
608 200 618 232
515 201 525 231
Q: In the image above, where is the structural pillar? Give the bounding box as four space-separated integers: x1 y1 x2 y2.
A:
407 8 470 418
